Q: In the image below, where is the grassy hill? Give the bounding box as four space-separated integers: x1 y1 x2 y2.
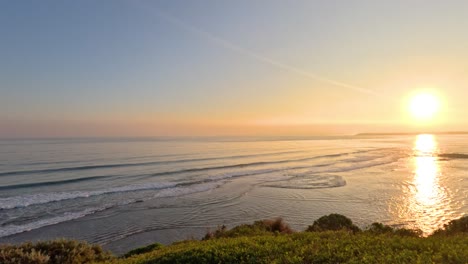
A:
109 232 467 264
1 214 467 264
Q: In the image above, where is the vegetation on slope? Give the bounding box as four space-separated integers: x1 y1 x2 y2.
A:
109 232 468 264
123 243 164 258
433 215 468 236
203 217 293 240
0 239 113 264
1 214 467 264
306 213 360 233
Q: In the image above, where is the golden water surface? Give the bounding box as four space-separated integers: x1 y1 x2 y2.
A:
404 134 451 235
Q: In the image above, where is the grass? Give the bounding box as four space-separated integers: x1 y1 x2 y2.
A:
108 232 468 264
1 214 467 264
123 243 164 258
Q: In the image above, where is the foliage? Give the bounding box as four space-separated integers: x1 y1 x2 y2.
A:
124 243 164 258
306 213 361 233
259 217 294 234
0 239 113 264
203 217 293 240
108 231 468 264
366 222 394 234
432 216 468 236
365 222 422 237
3 215 468 264
393 227 423 237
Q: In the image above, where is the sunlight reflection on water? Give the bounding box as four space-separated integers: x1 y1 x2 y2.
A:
406 134 450 235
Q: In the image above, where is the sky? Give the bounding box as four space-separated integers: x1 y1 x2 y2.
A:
1 0 468 137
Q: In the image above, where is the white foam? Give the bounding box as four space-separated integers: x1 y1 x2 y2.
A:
0 182 176 210
0 155 398 210
263 175 346 189
0 205 113 238
153 181 221 198
0 182 221 238
0 168 266 210
208 168 281 181
308 156 398 174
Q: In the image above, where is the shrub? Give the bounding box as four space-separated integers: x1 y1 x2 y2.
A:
393 227 423 237
432 215 468 236
0 247 50 264
366 222 394 234
0 239 113 264
306 213 361 233
365 222 422 237
123 242 164 258
255 217 294 234
204 218 293 240
203 225 228 240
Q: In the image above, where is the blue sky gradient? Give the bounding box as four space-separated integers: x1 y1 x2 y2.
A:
2 1 468 137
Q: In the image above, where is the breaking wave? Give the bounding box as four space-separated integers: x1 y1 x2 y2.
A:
0 182 176 210
0 182 220 238
0 152 396 210
262 174 346 189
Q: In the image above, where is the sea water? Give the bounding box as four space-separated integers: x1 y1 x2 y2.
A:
0 135 466 254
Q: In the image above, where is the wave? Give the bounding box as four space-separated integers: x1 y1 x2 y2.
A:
0 151 393 210
316 159 396 173
0 150 306 177
438 153 468 159
0 166 288 210
139 151 374 179
0 152 398 237
0 205 115 238
262 175 346 189
0 182 176 210
0 182 220 238
0 175 115 190
0 149 377 179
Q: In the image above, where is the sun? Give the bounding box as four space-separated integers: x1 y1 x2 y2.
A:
409 93 440 120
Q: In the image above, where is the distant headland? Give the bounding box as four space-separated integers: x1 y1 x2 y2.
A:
355 131 468 136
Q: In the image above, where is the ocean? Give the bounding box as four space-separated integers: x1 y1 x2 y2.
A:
0 135 466 254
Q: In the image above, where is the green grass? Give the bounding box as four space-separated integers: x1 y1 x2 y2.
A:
107 215 468 264
2 215 467 264
123 243 164 258
108 232 468 264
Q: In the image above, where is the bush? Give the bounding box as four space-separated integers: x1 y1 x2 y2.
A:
365 222 422 237
393 227 423 237
366 222 394 234
432 216 468 236
0 239 113 264
0 247 50 264
306 213 361 233
256 217 294 234
204 218 293 240
123 243 164 258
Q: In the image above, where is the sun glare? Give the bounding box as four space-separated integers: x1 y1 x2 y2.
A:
409 93 440 120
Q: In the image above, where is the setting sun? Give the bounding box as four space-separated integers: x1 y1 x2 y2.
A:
409 93 440 120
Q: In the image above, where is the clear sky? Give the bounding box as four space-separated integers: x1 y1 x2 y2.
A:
2 0 468 137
